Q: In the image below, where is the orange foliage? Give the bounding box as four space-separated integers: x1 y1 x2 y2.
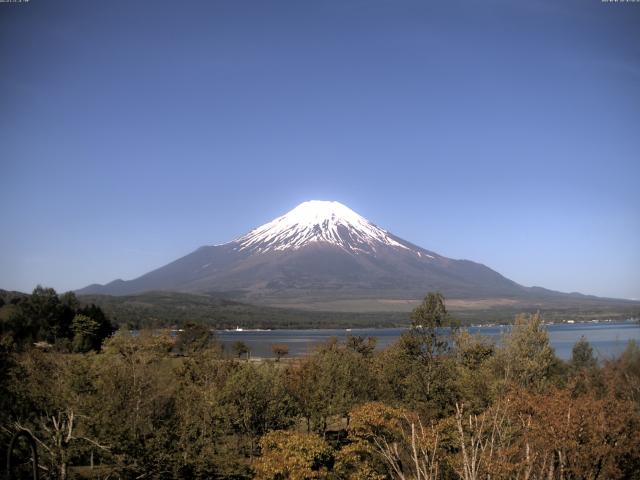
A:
476 388 640 479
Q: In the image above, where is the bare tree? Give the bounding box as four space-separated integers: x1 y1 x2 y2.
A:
13 410 110 480
349 402 440 480
454 402 509 480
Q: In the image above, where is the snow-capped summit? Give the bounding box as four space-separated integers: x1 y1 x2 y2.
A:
78 200 549 308
234 200 411 254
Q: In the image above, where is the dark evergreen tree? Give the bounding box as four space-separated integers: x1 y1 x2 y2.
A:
395 292 460 419
76 303 116 350
404 292 455 363
23 286 65 342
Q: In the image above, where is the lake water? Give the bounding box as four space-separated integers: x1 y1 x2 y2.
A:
217 321 640 360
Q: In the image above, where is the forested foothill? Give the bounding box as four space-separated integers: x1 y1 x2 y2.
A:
74 291 640 330
1 290 639 479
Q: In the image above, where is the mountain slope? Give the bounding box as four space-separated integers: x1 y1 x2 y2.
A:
77 200 611 309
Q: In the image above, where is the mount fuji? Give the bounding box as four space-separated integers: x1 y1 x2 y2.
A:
77 201 604 309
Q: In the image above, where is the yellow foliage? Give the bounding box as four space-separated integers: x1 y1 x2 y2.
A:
254 430 333 480
333 441 385 480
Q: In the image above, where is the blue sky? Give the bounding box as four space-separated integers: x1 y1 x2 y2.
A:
1 0 639 299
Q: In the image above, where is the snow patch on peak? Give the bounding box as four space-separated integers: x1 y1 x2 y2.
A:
233 200 413 254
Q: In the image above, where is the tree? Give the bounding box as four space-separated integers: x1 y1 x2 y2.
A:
288 340 376 435
348 402 440 480
93 329 178 477
455 330 495 370
346 336 377 358
406 292 454 364
173 349 242 478
333 441 386 480
571 336 597 371
272 344 289 361
567 336 602 395
374 342 410 403
8 350 109 480
11 286 66 345
498 312 556 391
451 401 510 480
29 286 69 342
502 387 640 479
453 330 496 413
222 362 297 457
382 293 459 419
0 288 114 351
402 293 455 377
254 430 334 480
71 314 100 353
176 322 217 355
75 303 115 350
233 340 250 359
603 339 640 406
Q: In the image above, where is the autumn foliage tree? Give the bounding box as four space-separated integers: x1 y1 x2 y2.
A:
3 291 640 479
348 402 441 480
254 430 333 480
504 387 640 479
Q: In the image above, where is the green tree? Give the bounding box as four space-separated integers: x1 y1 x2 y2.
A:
603 340 640 407
76 303 115 350
402 292 456 368
93 330 178 477
222 362 297 457
374 342 413 404
346 336 377 358
173 349 243 477
8 350 107 480
453 330 496 413
571 336 598 371
0 288 113 351
232 340 250 359
71 314 100 353
176 322 217 355
59 291 80 312
498 312 557 391
289 340 376 435
383 293 460 418
13 286 65 345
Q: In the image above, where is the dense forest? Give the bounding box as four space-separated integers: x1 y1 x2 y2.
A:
75 291 410 330
1 290 639 479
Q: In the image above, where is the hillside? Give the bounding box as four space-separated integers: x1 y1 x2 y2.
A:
77 291 640 329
